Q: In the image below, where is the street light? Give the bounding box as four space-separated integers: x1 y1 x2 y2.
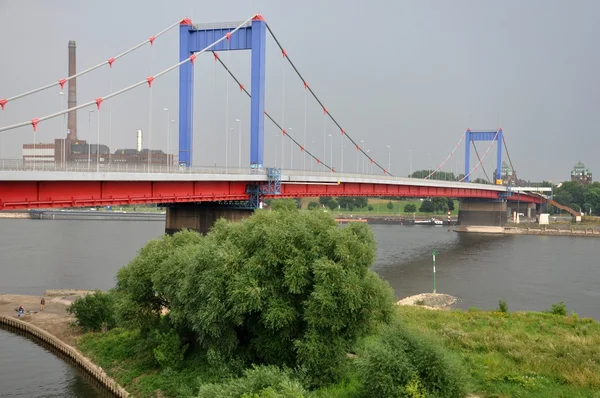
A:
289 127 293 169
236 119 241 168
164 108 170 168
170 119 175 167
228 127 233 170
387 145 391 175
428 153 431 176
361 140 365 173
358 139 364 173
366 149 371 174
341 144 345 173
88 109 94 171
59 92 66 168
328 134 332 169
409 149 413 177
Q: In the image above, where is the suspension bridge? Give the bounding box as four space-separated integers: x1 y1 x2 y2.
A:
0 14 543 233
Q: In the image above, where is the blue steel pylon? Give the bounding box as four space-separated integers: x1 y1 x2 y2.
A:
178 16 267 168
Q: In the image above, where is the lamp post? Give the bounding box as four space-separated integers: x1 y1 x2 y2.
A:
366 149 371 174
428 153 431 176
170 119 175 168
163 108 170 169
328 134 333 169
409 149 413 177
96 108 100 172
228 127 233 171
359 140 364 173
387 145 391 174
311 140 316 171
59 91 66 168
236 119 241 168
341 144 344 173
88 109 94 171
289 127 293 169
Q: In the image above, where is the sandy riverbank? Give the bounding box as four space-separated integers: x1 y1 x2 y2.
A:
0 290 90 346
455 225 600 237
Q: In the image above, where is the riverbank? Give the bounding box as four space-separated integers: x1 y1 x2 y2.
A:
0 291 128 397
0 209 165 221
455 225 600 237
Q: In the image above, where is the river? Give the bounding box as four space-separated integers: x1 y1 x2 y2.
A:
0 219 598 396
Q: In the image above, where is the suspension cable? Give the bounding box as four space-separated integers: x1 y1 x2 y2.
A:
459 130 499 182
211 51 333 172
0 19 184 107
471 141 491 183
0 16 256 134
424 129 467 179
502 135 517 181
265 23 390 176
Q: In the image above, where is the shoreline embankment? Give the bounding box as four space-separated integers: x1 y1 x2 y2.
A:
455 225 600 237
0 210 164 221
0 290 128 397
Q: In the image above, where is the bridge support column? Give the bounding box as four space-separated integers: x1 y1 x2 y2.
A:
507 202 537 222
458 199 507 226
165 203 253 235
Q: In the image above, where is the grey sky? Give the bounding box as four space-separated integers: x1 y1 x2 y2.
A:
0 0 598 181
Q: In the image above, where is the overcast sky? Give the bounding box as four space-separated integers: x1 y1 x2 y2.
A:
0 0 598 181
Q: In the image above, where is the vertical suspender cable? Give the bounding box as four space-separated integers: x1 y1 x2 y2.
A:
147 45 153 173
303 86 307 171
225 40 230 171
108 67 113 170
213 55 217 167
281 51 285 169
323 111 326 168
96 108 101 172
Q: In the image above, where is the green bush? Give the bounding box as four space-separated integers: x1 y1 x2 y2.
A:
498 298 508 313
116 208 395 387
152 328 189 370
367 205 374 211
544 301 568 316
66 290 116 332
195 365 306 398
308 202 320 210
356 323 466 398
386 201 393 210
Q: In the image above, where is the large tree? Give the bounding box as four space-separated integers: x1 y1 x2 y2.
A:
115 203 395 385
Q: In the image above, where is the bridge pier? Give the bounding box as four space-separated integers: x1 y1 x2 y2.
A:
457 199 507 226
507 202 538 222
165 203 254 235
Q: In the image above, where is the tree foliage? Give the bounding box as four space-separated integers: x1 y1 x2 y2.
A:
115 207 395 386
403 204 417 213
307 201 320 210
67 290 117 332
356 322 467 398
419 200 435 214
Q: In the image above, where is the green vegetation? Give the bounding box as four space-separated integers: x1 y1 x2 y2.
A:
498 298 508 313
553 180 600 216
297 197 458 216
67 290 116 332
398 306 600 398
72 202 468 397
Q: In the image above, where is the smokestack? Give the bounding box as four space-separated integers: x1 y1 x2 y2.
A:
67 40 77 140
137 130 143 152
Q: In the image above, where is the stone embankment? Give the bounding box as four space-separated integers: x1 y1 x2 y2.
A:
0 291 128 397
455 225 600 237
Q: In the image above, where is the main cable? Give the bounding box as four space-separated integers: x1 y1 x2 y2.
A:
265 23 391 176
0 16 256 134
0 18 183 106
424 129 467 179
211 51 333 172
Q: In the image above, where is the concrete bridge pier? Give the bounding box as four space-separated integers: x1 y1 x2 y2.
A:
457 199 507 226
507 202 538 222
165 203 254 235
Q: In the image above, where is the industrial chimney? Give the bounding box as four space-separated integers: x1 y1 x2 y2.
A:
137 130 143 152
67 40 78 141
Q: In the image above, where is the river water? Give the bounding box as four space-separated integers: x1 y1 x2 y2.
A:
0 219 598 396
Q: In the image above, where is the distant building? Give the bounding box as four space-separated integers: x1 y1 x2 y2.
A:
494 161 517 185
571 162 592 184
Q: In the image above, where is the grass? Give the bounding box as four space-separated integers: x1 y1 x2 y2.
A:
397 306 600 398
77 307 600 397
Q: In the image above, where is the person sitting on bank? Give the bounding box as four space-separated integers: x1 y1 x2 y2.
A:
40 297 46 311
17 305 24 317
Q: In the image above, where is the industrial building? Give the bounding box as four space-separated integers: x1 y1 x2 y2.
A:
22 40 174 167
